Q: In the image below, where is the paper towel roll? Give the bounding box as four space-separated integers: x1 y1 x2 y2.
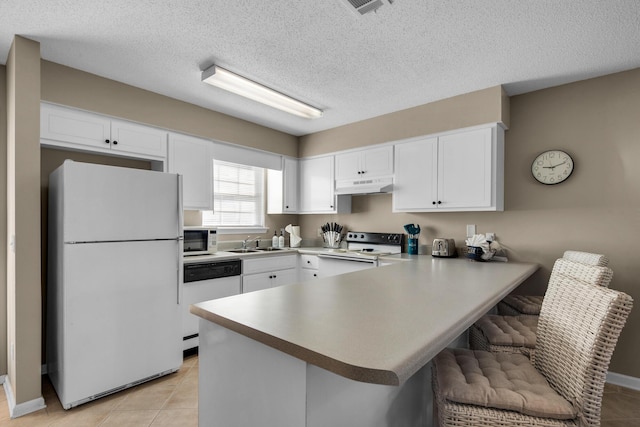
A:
285 224 302 248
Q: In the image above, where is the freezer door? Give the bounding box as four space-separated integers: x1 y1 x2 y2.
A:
56 240 182 407
58 161 181 242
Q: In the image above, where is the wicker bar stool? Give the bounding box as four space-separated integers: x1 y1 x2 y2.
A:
433 268 632 427
469 258 613 356
498 250 609 316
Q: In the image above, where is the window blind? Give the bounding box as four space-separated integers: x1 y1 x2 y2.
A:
202 160 265 228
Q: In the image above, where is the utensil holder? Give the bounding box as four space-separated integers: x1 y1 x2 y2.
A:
323 231 342 249
408 237 418 255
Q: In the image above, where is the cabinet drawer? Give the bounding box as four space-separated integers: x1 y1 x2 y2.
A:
300 254 319 269
300 269 319 281
243 254 297 274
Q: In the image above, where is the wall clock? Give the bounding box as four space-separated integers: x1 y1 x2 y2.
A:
531 150 574 185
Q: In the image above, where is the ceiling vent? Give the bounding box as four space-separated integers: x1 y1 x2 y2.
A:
343 0 393 15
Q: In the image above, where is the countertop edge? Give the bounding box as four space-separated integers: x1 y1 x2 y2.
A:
190 303 401 386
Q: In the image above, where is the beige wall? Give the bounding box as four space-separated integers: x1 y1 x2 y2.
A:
6 36 42 404
298 68 640 378
0 64 6 377
41 61 298 158
299 85 508 157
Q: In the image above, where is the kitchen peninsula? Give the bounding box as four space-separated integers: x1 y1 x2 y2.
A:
191 257 538 427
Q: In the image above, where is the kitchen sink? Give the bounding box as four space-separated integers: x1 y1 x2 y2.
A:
255 247 284 251
227 248 260 253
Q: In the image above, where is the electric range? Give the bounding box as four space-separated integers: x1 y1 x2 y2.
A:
318 231 403 266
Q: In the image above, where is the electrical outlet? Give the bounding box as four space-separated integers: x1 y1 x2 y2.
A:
317 228 322 237
486 232 495 241
466 224 476 237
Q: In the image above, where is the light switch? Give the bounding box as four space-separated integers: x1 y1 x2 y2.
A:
466 224 476 237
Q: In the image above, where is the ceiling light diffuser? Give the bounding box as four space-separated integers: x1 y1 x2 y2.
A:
201 65 323 119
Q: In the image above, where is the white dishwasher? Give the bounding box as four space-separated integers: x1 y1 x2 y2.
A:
182 259 241 350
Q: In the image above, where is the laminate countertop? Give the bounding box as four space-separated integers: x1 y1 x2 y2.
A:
191 257 538 386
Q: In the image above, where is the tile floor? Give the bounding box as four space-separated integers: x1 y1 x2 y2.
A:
0 353 198 427
1 353 639 426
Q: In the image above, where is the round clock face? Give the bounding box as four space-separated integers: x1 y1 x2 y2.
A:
531 150 574 185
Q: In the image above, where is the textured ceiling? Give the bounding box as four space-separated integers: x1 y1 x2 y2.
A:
1 0 639 136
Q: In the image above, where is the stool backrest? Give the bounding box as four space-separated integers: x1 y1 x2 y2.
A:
552 258 613 288
563 250 609 267
535 260 631 426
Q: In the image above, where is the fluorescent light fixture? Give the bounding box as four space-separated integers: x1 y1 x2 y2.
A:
201 65 323 119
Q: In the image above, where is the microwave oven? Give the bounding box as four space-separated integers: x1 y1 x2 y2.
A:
183 226 217 256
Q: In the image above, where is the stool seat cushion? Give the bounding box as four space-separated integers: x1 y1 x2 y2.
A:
434 348 576 420
501 295 543 315
474 314 538 348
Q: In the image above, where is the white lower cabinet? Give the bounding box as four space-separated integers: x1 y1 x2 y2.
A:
242 254 298 293
299 254 319 282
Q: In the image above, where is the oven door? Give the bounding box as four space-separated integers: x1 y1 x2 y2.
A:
317 253 377 278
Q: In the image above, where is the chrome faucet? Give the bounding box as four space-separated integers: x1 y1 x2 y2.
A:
242 236 257 249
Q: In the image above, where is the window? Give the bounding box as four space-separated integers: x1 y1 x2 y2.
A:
202 160 266 232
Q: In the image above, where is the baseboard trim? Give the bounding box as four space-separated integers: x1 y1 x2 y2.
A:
607 371 640 391
2 377 46 418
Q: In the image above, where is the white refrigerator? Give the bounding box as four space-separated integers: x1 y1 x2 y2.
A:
47 160 183 409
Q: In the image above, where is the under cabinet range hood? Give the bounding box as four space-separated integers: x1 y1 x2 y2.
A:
335 177 393 195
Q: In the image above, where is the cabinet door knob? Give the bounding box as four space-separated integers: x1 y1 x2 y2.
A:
362 171 366 174
437 201 442 204
432 201 436 205
307 260 311 264
113 140 118 145
105 139 110 144
285 205 289 209
330 205 334 209
313 273 317 277
357 171 361 175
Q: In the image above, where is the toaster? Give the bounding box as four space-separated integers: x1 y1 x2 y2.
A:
432 238 457 258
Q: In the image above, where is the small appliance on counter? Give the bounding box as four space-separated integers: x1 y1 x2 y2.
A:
184 226 217 255
432 238 457 258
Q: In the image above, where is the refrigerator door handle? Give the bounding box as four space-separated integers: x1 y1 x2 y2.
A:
177 174 183 306
177 174 184 236
176 238 183 305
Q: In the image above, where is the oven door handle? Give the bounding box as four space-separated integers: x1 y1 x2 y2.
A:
318 253 377 264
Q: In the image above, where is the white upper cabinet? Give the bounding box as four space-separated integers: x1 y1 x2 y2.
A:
110 119 168 159
299 156 351 214
168 133 213 211
41 103 167 160
267 157 298 214
335 146 393 181
393 124 504 212
393 137 439 211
